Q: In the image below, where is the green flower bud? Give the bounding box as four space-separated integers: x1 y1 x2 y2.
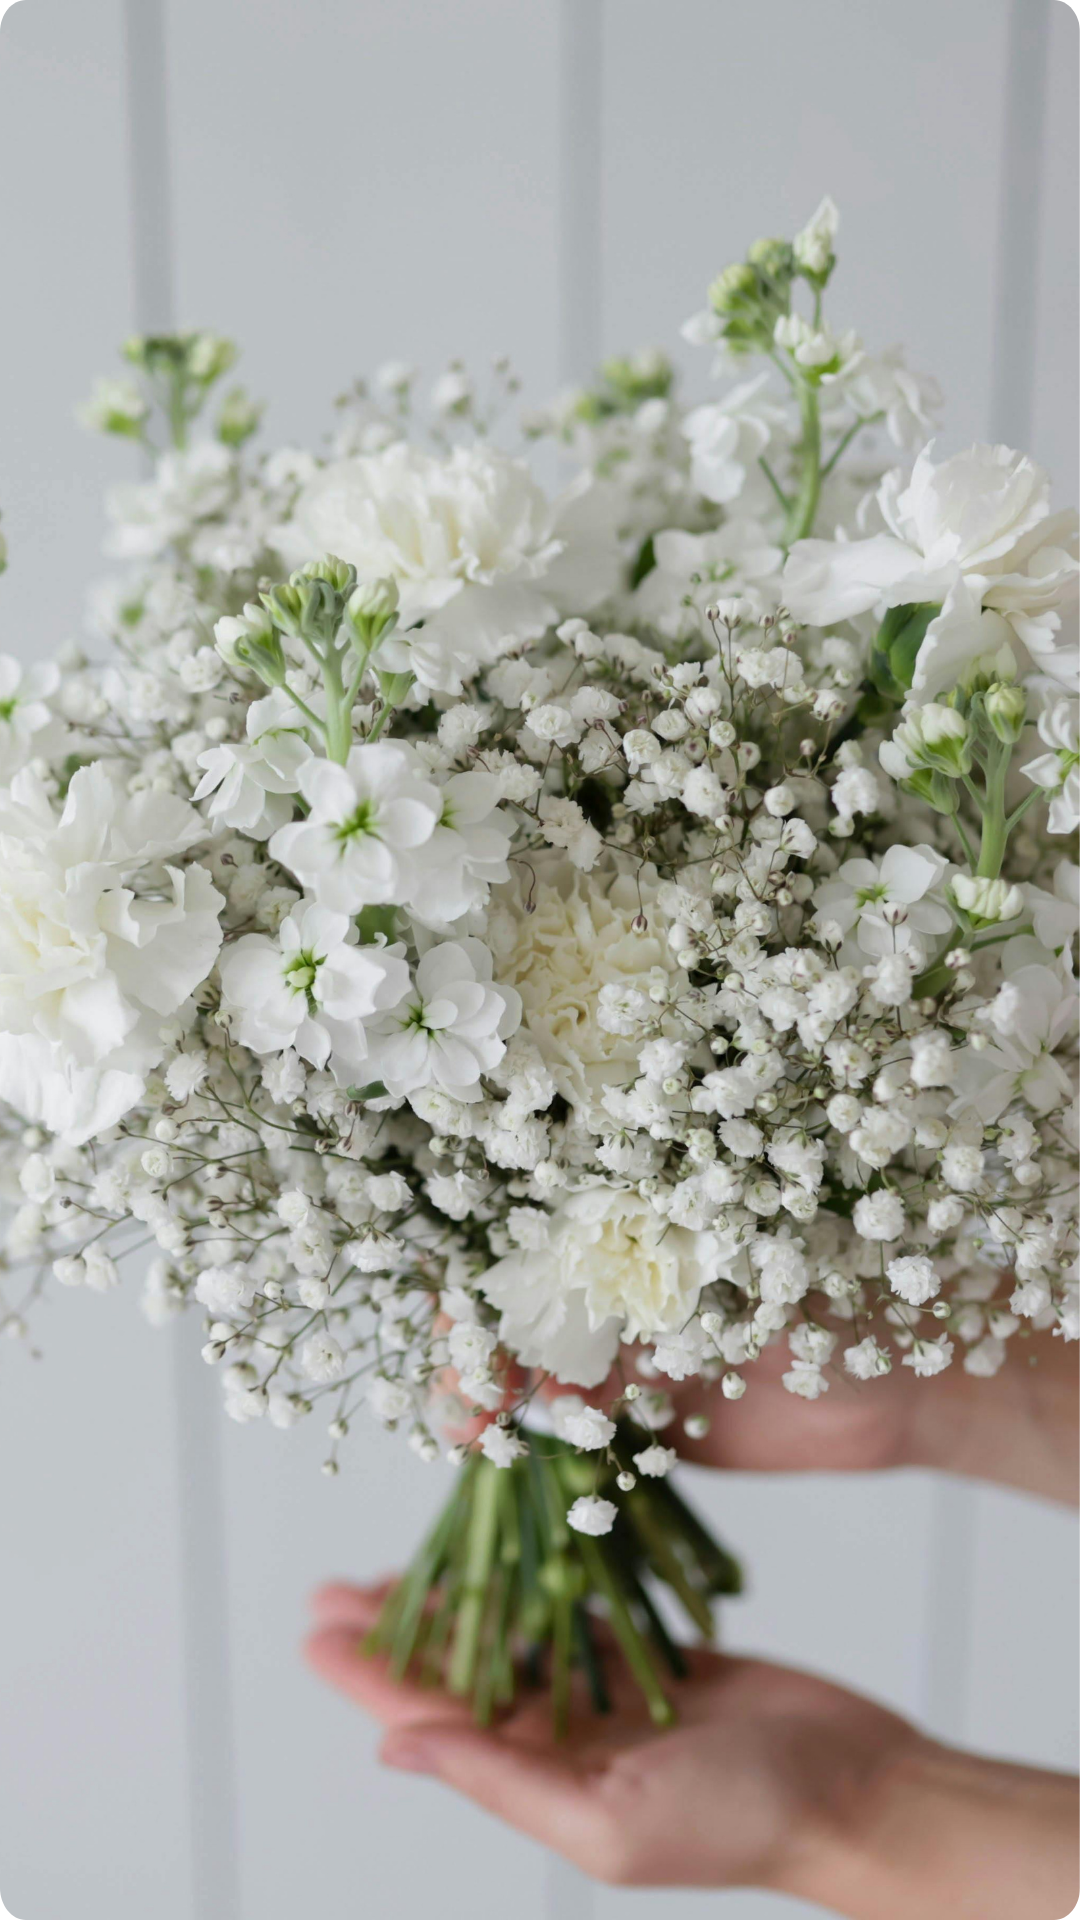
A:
600 348 673 407
747 236 794 280
902 767 959 814
345 575 399 657
950 874 1024 929
708 261 757 315
296 554 357 596
375 668 415 710
957 641 1017 697
983 681 1027 744
215 605 286 687
891 701 972 778
186 332 238 385
216 386 263 447
77 376 149 439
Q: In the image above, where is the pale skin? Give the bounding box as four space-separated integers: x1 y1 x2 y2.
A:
305 1332 1079 1914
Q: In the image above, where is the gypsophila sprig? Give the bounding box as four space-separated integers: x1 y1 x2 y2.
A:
3 201 1076 1730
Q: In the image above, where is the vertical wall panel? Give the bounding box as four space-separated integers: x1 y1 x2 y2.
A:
162 5 563 1914
1031 0 1079 491
592 1 1073 1916
0 11 191 1917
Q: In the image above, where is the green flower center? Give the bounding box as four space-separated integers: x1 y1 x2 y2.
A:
855 882 888 908
336 799 377 843
284 948 323 1006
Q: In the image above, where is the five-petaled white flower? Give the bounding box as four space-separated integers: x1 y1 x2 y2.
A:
218 903 410 1083
1021 698 1080 835
813 843 950 958
194 688 313 838
269 741 441 914
953 961 1077 1121
0 654 61 781
369 938 521 1103
408 770 514 931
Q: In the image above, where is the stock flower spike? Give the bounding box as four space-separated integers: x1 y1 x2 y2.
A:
0 207 1076 1730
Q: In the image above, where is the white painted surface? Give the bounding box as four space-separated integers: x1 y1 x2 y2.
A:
0 4 1075 1918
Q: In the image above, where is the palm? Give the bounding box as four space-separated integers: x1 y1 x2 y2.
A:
306 1580 913 1889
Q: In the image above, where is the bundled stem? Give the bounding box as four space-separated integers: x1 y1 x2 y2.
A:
365 1425 742 1734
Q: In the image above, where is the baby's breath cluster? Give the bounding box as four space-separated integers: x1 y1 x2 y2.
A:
0 203 1076 1525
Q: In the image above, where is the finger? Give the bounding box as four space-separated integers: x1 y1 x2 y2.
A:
379 1719 601 1866
308 1579 395 1627
304 1623 474 1733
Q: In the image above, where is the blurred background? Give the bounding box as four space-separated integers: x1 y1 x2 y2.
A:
0 2 1076 1916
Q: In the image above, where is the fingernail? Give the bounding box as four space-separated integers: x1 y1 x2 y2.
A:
382 1736 435 1775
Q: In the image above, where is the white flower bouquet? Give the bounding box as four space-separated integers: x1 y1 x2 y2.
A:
3 197 1077 1731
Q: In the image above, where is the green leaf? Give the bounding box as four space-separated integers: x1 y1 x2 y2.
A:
345 1080 387 1103
873 602 941 693
629 533 656 589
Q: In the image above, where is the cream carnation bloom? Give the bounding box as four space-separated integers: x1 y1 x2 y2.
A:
480 1184 720 1387
487 859 687 1127
277 441 619 695
0 763 223 1142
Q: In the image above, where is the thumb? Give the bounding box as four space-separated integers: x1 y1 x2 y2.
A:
380 1719 599 1861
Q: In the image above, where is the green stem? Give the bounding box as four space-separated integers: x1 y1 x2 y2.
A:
975 742 1010 879
784 377 821 546
1003 786 1044 837
448 1459 502 1697
820 409 883 479
321 651 353 765
166 372 189 451
758 455 791 513
576 1537 675 1728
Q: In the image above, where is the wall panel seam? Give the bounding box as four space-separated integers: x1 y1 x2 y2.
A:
121 2 242 1913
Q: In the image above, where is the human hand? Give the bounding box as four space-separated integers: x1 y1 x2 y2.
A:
557 1321 1079 1506
305 1580 1078 1916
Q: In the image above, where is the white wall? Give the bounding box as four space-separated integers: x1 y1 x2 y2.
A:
0 4 1075 1918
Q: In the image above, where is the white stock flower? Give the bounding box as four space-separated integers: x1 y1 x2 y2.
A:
278 442 619 694
840 347 942 450
269 742 441 914
952 962 1076 1121
785 444 1079 703
0 655 61 780
218 903 410 1082
368 938 520 1103
813 843 949 957
1021 698 1080 834
681 374 785 506
106 442 236 558
793 196 839 275
194 689 313 838
0 764 222 1142
479 1185 719 1387
410 771 514 929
